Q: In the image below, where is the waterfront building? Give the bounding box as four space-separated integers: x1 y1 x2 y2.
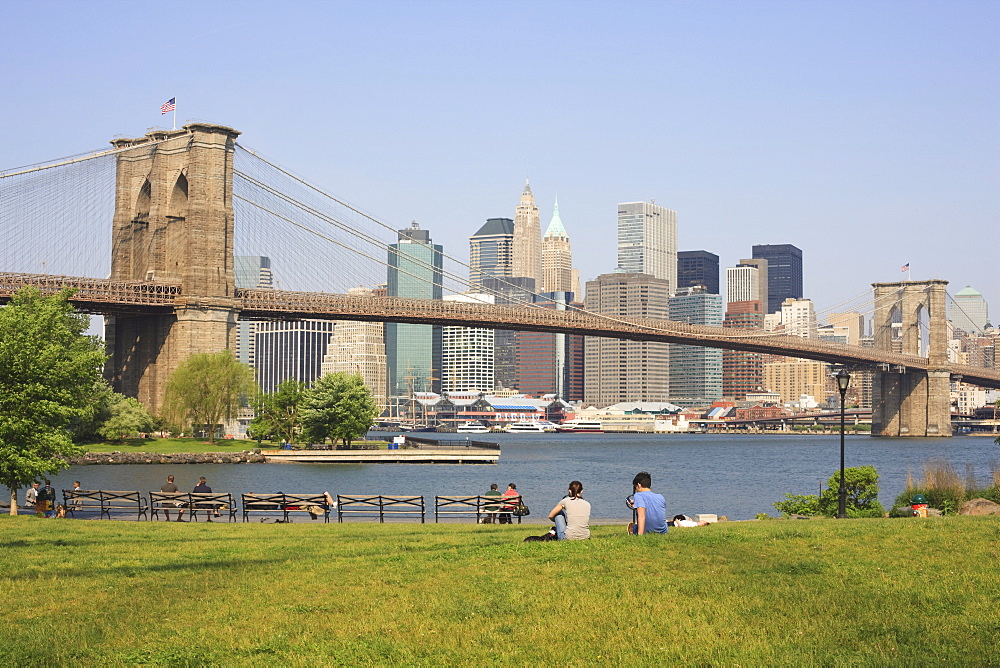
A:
584 271 670 406
668 287 723 406
541 199 574 294
233 255 273 367
951 286 989 334
512 181 543 289
469 217 514 289
516 292 584 401
441 293 495 393
722 300 765 400
255 319 335 394
617 201 678 291
677 250 720 294
751 244 803 313
726 264 762 304
763 358 831 406
386 222 443 404
320 286 387 414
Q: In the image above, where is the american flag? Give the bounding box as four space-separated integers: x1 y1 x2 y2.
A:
901 263 910 272
160 97 176 114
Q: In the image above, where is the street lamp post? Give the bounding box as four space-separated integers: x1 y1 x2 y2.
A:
836 369 852 519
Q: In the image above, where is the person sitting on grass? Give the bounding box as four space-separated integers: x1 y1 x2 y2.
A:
627 471 667 535
547 480 591 540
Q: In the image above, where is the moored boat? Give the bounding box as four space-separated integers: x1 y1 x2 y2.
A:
505 421 558 433
456 421 491 434
555 420 604 433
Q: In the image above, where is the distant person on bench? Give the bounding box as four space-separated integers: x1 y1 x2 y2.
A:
500 483 521 524
160 475 184 522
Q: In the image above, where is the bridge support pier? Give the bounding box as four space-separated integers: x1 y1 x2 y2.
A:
104 124 241 415
870 280 952 437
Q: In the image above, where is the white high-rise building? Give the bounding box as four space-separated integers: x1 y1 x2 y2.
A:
441 293 495 393
780 298 818 339
617 201 677 291
320 286 388 414
726 264 761 304
234 256 273 367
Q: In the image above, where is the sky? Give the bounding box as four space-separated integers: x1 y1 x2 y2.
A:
2 0 997 322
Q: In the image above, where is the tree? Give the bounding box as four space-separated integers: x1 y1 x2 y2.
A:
773 465 884 518
249 379 308 445
162 350 256 442
300 372 378 447
0 288 107 514
97 394 158 441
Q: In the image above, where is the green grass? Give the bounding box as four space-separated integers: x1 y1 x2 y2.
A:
2 516 998 665
81 438 386 454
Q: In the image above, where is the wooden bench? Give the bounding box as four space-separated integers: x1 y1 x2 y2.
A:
149 492 238 522
337 494 425 523
241 493 331 523
97 490 148 521
62 489 102 518
434 495 522 524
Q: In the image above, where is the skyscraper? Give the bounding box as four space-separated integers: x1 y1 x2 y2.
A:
668 287 723 406
516 292 584 401
737 257 768 312
541 198 574 293
723 301 765 399
233 255 272 367
320 286 387 414
469 217 514 289
617 201 678 291
481 276 536 391
751 244 802 313
255 319 335 394
677 250 720 294
584 272 670 406
512 181 542 288
951 286 989 334
441 293 495 393
386 222 443 403
780 298 818 339
726 264 762 304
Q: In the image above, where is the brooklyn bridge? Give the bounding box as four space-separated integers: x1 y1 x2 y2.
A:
2 123 997 437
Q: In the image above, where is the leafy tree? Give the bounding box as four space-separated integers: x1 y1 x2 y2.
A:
67 380 117 442
97 394 158 441
300 372 378 447
773 465 884 518
249 379 307 445
162 350 256 442
0 288 107 514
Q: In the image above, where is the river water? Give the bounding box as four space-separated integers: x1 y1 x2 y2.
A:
27 433 1000 521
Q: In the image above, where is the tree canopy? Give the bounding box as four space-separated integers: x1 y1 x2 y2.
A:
249 378 308 445
162 350 256 442
97 394 158 441
300 372 378 447
0 288 107 513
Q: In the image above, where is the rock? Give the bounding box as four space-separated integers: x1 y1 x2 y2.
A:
958 498 1000 516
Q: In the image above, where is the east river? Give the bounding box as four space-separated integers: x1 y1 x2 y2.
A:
34 433 1000 521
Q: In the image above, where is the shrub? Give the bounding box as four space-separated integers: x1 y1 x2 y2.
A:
773 466 884 518
892 461 1000 515
773 493 821 517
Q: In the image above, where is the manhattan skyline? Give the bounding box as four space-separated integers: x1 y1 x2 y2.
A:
1 1 996 316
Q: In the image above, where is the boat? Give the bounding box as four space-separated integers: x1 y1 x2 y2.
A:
456 421 491 434
555 420 604 433
505 421 558 433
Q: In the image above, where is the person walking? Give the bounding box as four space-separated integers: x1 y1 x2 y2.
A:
24 482 39 510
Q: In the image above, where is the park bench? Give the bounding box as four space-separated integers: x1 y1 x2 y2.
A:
241 493 331 523
434 495 522 524
62 489 102 518
337 494 425 523
96 490 148 521
149 492 238 522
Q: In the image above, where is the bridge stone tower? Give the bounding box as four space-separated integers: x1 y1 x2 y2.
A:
870 279 951 437
105 124 241 414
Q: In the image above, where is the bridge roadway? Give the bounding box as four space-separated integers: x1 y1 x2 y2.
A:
3 272 999 390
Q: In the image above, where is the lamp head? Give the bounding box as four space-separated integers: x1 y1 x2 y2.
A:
836 368 851 392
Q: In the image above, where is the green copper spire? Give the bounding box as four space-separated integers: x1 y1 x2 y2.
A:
544 197 568 238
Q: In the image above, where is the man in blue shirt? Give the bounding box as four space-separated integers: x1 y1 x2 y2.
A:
628 471 667 535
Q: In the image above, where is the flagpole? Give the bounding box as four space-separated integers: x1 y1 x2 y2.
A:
173 99 177 131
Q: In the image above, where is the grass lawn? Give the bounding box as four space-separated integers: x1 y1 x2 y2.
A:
82 438 386 454
1 515 997 666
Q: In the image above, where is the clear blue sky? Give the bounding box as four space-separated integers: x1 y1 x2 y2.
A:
3 0 997 321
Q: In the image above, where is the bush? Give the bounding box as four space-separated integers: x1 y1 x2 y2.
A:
773 493 821 516
774 466 884 518
893 461 1000 515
